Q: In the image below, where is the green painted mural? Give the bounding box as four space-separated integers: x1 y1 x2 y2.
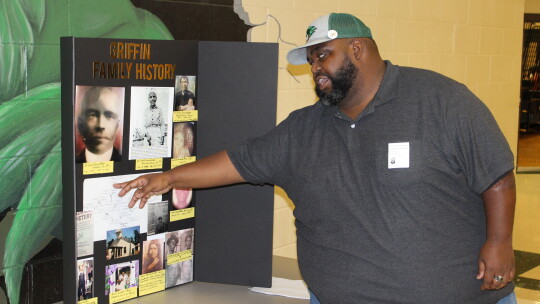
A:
1 0 249 302
0 0 172 302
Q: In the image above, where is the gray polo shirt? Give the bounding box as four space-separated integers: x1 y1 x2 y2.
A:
229 61 514 303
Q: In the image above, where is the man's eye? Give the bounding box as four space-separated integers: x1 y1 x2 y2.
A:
105 112 118 120
318 53 326 59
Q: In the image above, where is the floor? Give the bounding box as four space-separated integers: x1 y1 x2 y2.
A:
517 132 540 170
509 132 540 303
516 250 540 303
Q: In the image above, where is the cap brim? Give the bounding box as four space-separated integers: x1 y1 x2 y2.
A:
286 37 334 65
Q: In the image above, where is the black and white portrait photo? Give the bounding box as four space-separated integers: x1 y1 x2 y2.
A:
174 75 196 111
128 86 173 159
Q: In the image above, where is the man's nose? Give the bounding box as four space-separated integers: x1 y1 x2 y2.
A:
95 115 105 129
311 62 321 75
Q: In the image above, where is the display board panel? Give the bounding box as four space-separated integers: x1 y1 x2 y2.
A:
195 42 277 286
61 37 277 304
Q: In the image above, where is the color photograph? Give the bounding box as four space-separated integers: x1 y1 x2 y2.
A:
105 226 141 260
105 260 139 295
172 188 192 210
77 258 94 301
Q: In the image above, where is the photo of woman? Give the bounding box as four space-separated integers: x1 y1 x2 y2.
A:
142 239 164 274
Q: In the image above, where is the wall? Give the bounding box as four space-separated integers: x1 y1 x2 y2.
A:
525 0 540 13
236 0 535 258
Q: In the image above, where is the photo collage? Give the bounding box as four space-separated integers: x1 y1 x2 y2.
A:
74 76 198 303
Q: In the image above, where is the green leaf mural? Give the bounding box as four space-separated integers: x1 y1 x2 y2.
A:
0 0 173 302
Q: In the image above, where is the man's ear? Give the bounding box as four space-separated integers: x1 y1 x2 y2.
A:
350 39 364 61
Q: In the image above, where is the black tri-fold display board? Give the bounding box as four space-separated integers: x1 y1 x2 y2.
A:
61 37 277 304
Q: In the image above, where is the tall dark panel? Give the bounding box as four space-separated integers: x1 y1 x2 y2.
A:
195 41 278 287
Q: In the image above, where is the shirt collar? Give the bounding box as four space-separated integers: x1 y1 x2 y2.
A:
371 60 398 108
328 60 399 122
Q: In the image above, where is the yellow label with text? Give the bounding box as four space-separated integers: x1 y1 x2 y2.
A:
136 158 163 170
170 207 195 222
110 287 137 303
173 110 198 122
83 161 114 175
167 249 193 265
78 297 98 304
171 156 196 168
139 270 165 296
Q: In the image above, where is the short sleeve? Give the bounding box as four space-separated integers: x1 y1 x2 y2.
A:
227 114 293 186
444 84 514 194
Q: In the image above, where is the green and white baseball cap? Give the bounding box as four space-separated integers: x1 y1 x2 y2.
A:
286 13 372 65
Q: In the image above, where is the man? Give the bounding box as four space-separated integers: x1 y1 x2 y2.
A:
77 263 86 300
145 91 165 146
155 216 167 234
115 13 516 304
76 86 122 163
174 76 195 111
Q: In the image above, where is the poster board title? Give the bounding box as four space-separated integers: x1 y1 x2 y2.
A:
93 42 176 80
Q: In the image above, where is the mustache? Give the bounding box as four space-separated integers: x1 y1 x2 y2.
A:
313 71 330 80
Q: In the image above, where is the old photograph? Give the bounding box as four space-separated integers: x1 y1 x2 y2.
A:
174 75 196 111
165 228 194 288
74 86 125 163
147 201 169 235
128 86 173 159
172 122 194 159
142 237 165 274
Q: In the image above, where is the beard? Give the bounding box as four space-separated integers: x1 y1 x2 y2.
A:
315 57 357 106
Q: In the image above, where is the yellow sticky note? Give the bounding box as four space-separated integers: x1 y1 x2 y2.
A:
83 161 114 175
139 270 165 296
173 110 198 122
136 158 163 170
167 249 193 265
170 207 195 222
78 297 98 304
109 287 137 303
171 156 196 168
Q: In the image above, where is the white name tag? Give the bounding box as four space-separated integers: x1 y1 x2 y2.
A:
388 142 409 169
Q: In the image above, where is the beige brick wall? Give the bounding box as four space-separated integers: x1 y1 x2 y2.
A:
237 0 534 258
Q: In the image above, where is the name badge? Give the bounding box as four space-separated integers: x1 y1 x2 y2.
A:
388 142 409 169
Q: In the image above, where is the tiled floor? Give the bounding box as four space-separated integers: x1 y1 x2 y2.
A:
516 250 540 303
517 132 540 169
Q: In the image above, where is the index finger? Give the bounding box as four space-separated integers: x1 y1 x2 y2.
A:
114 178 145 197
